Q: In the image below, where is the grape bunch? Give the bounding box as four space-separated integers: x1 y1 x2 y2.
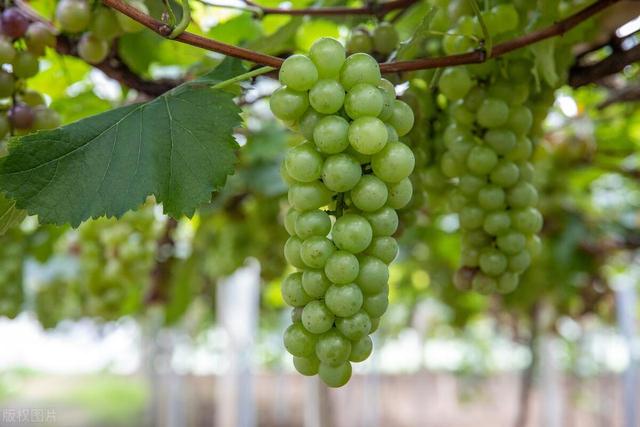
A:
346 23 399 57
55 0 147 64
433 6 542 294
270 38 415 387
0 7 60 138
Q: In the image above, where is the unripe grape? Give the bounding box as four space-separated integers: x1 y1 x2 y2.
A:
351 175 388 212
285 141 323 183
507 182 538 208
349 335 373 362
387 177 413 209
497 231 526 255
325 250 359 284
321 153 361 192
295 210 331 239
511 207 543 234
1 8 29 39
325 283 363 317
316 329 352 366
294 356 320 376
319 361 352 387
349 116 388 155
270 87 308 121
0 38 16 63
479 248 508 276
477 98 509 128
466 146 498 175
284 208 299 235
309 37 345 78
459 206 484 230
356 255 389 294
302 269 331 298
439 67 473 101
364 236 398 264
363 207 398 237
309 79 345 114
483 211 511 235
478 185 505 211
19 90 45 106
56 0 91 33
284 236 305 269
362 292 389 318
485 129 516 155
346 28 373 54
284 323 317 357
340 52 380 90
472 273 497 294
279 54 318 91
332 214 373 254
298 109 323 141
0 114 9 138
372 22 399 55
25 23 56 56
90 7 122 40
491 4 519 33
78 33 109 64
313 115 349 154
288 181 332 211
508 251 531 273
302 300 334 334
301 236 335 268
0 70 14 98
32 106 61 130
281 272 312 307
336 311 371 340
12 51 39 78
9 103 34 129
116 0 148 32
345 83 383 119
388 100 414 136
490 160 520 187
371 142 415 183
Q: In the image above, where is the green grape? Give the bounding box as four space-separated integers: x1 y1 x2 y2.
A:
363 292 389 318
372 22 399 54
447 136 473 162
355 255 388 294
295 210 331 239
116 0 148 32
56 0 91 33
464 229 492 247
363 207 398 237
439 67 473 101
348 116 388 155
332 214 373 254
371 142 415 183
336 311 371 340
508 105 533 135
32 107 61 130
281 272 312 307
384 123 399 143
349 335 373 362
506 137 533 161
442 34 471 55
479 248 507 276
477 185 505 211
0 38 15 63
316 329 352 366
288 181 332 211
347 27 373 53
19 90 45 106
477 98 509 128
459 206 484 230
451 101 475 126
12 51 39 78
472 273 497 293
302 300 334 334
285 142 323 183
340 52 380 90
490 160 520 187
369 317 381 333
449 189 468 212
496 231 526 255
388 100 414 136
511 207 543 234
284 323 317 357
319 361 352 388
284 236 306 269
497 272 519 293
463 86 486 111
466 146 498 175
25 23 56 55
508 250 531 273
321 153 361 192
483 211 511 236
351 175 388 212
507 182 538 208
386 178 413 209
519 161 535 182
90 7 122 40
313 115 350 154
78 33 109 64
309 79 345 114
365 236 398 264
460 245 480 267
345 83 383 119
527 235 542 258
284 208 299 235
485 129 516 155
0 70 14 98
325 283 364 317
460 174 486 197
294 356 320 376
270 87 309 121
325 250 359 284
298 109 323 141
279 54 318 91
302 269 332 298
301 236 335 268
309 37 345 78
491 4 519 33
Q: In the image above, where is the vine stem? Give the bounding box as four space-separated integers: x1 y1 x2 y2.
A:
467 0 492 57
168 0 191 39
99 0 619 72
211 66 275 90
242 0 417 16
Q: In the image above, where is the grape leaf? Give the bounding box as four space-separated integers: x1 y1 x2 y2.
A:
0 59 245 227
0 193 26 235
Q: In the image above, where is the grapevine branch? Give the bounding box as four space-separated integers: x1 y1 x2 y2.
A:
241 0 417 16
101 0 622 73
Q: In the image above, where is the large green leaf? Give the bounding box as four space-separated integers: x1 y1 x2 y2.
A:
0 59 245 226
0 193 26 235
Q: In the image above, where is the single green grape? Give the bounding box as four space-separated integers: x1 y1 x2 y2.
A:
477 98 509 128
12 51 39 78
285 141 323 183
364 236 398 264
32 107 61 130
507 182 538 208
309 37 346 78
362 292 389 318
345 83 384 119
362 207 398 237
325 283 364 317
270 87 308 121
293 356 320 376
279 54 318 91
300 236 335 269
485 129 516 156
351 175 388 212
302 269 332 298
472 273 497 294
56 0 91 33
483 211 511 236
348 116 388 155
284 323 317 357
90 7 122 40
281 272 312 307
316 329 352 366
347 27 373 53
490 160 520 188
288 181 332 211
340 52 380 90
332 214 373 254
349 335 373 362
508 105 533 135
466 146 498 175
0 70 14 98
386 177 412 209
78 33 109 64
497 231 526 255
284 208 299 236
439 67 473 101
479 248 508 277
313 115 350 154
0 38 15 63
321 153 362 192
478 185 505 211
511 207 543 234
309 79 345 114
298 109 324 141
372 22 399 54
355 255 389 294
319 361 352 388
459 175 486 198
497 272 519 294
388 100 414 136
509 250 531 273
371 142 415 183
295 210 331 239
336 311 371 340
284 236 306 269
302 300 335 334
25 23 56 55
459 206 484 230
324 250 359 285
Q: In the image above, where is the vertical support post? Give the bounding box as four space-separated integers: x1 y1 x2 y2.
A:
216 259 261 427
304 376 331 427
615 277 638 427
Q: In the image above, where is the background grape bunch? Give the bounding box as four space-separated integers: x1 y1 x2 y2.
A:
270 38 415 387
